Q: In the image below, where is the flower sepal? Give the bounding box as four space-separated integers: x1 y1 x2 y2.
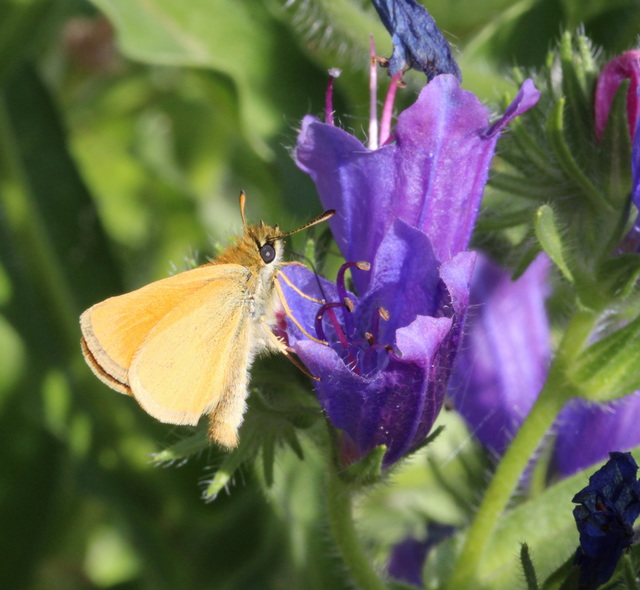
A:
338 444 387 488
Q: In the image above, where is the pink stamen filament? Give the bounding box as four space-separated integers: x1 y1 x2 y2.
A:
325 68 341 126
369 34 379 150
369 306 389 342
315 302 350 349
315 302 361 375
336 261 370 336
379 72 403 146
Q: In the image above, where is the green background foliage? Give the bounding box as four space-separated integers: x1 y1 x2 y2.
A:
1 1 640 588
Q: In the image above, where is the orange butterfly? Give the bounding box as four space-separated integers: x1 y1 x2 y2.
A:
81 192 333 448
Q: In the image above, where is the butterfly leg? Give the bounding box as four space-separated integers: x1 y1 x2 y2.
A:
207 363 251 449
276 264 326 304
273 274 328 345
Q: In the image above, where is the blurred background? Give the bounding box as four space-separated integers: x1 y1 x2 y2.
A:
2 0 640 588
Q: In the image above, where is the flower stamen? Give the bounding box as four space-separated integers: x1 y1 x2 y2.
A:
325 68 341 126
380 72 403 146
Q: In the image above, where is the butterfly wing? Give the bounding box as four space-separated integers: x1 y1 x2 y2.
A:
80 263 247 396
128 270 253 431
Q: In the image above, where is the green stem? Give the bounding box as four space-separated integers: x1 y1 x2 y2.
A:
325 466 388 590
447 309 598 590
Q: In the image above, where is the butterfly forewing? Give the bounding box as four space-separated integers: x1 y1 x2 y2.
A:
81 264 251 423
129 269 251 427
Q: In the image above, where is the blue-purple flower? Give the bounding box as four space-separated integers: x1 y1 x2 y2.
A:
449 254 551 456
282 74 539 467
387 524 454 587
572 452 640 589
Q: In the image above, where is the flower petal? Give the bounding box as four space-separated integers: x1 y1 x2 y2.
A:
370 0 461 81
595 50 640 141
449 254 551 454
295 76 540 291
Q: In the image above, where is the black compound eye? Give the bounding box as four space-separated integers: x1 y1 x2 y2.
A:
259 243 276 264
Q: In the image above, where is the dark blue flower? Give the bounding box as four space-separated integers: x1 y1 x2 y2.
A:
282 74 539 467
370 0 461 81
572 452 640 589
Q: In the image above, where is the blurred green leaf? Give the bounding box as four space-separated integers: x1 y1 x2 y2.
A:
89 0 327 158
0 0 59 86
424 467 588 589
0 63 122 354
567 312 640 402
534 205 574 283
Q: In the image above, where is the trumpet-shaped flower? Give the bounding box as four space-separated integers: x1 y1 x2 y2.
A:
449 254 551 456
282 73 539 467
449 252 640 477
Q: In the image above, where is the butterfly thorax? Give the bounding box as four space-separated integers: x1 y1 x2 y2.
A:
212 222 284 325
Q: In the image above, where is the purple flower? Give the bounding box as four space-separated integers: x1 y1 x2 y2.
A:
449 254 551 456
282 73 539 467
572 452 640 589
553 394 640 477
387 524 454 587
296 75 540 293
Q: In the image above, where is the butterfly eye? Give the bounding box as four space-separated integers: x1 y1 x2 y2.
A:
259 243 276 264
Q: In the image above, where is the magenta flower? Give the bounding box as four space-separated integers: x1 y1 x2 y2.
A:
595 51 640 247
281 74 539 467
594 50 640 141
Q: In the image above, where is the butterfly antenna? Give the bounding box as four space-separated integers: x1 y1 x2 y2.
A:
239 191 248 229
280 209 336 238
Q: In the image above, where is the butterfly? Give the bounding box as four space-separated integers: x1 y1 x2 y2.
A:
80 191 334 448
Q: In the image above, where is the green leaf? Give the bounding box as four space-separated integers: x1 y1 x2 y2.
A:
152 428 210 465
88 0 327 158
0 0 59 87
597 78 632 211
567 312 640 402
534 204 573 283
424 468 587 589
540 551 579 590
545 97 608 213
0 63 122 356
521 543 540 590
